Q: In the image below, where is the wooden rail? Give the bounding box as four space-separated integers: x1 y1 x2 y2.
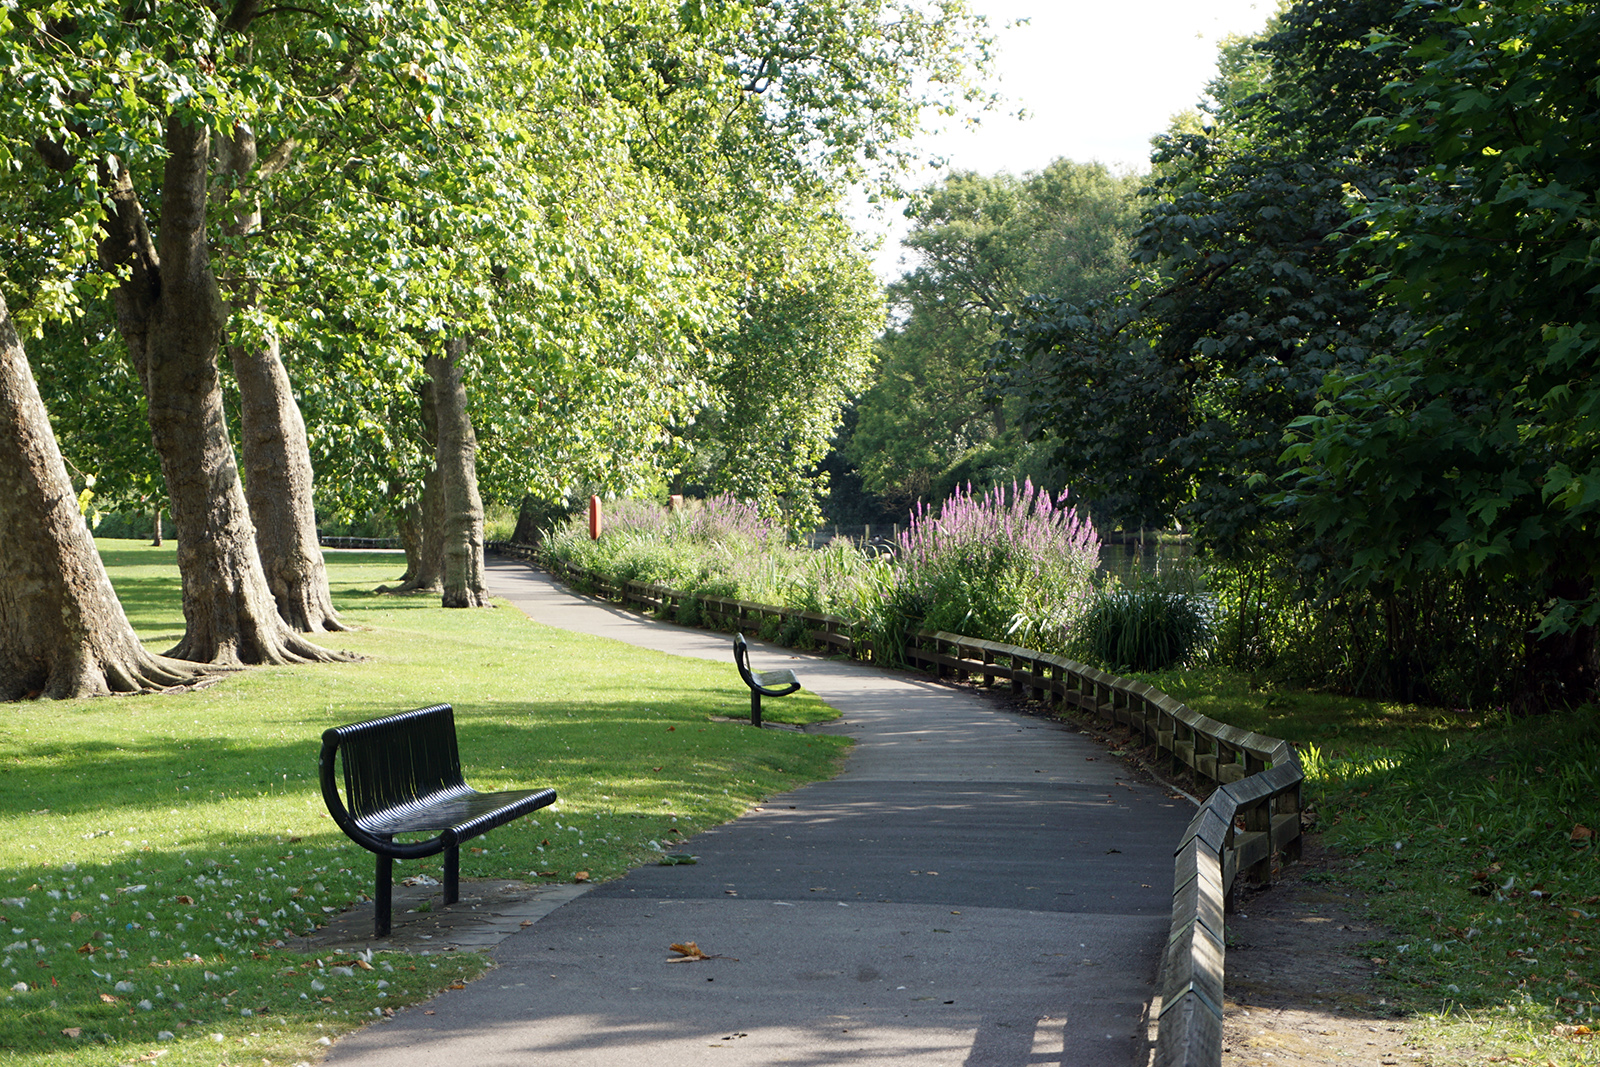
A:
486 543 1303 1067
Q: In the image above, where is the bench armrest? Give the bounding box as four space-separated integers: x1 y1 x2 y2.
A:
734 633 802 697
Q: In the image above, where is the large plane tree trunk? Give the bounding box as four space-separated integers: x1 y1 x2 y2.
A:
0 289 208 700
95 115 337 666
219 125 345 633
430 339 488 608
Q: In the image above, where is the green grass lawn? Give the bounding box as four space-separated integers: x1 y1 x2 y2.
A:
0 543 848 1067
1131 666 1600 1064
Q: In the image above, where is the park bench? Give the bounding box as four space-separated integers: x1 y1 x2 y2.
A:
733 633 801 727
318 703 557 937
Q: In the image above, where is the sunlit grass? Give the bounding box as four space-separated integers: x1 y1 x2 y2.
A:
1118 666 1600 1064
0 542 849 1067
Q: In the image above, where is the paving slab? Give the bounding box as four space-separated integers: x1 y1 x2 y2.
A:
320 558 1196 1066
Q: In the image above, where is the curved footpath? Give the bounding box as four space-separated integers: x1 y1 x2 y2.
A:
323 557 1197 1067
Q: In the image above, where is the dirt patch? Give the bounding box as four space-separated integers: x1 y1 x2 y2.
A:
1222 839 1428 1066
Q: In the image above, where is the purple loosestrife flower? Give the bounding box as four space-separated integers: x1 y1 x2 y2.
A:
895 481 1099 646
678 494 781 547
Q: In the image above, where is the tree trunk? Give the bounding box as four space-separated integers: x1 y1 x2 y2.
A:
234 334 347 631
511 495 546 545
380 379 444 594
151 507 162 547
0 289 208 700
430 340 489 608
389 478 421 585
98 114 337 666
219 124 345 633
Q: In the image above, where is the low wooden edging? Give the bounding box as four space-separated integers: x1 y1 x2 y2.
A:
488 543 1303 1067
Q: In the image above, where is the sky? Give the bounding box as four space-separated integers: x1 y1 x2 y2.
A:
859 0 1276 280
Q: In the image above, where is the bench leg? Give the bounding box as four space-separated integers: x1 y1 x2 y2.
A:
750 689 762 729
374 847 393 939
444 844 460 905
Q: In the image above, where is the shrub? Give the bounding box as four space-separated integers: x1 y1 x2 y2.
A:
1072 567 1216 671
896 480 1099 647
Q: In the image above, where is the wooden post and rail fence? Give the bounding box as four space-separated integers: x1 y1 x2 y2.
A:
489 541 1304 1067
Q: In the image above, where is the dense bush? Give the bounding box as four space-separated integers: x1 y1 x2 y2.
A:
1197 549 1537 708
896 480 1100 649
1071 568 1215 672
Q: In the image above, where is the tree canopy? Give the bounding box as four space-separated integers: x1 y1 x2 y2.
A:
845 159 1143 517
992 0 1600 708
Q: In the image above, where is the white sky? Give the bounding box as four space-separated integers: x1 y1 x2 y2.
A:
859 0 1275 280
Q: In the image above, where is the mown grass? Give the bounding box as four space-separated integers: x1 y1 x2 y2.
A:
1130 667 1600 1064
0 544 848 1067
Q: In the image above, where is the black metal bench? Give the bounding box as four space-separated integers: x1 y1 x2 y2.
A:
318 704 557 937
733 633 800 727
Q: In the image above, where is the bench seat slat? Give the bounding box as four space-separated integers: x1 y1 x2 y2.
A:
355 785 558 836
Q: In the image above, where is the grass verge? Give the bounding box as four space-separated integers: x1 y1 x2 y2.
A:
1131 667 1600 1064
0 543 848 1067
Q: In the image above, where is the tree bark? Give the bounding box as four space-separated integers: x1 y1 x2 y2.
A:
219 124 345 633
0 289 208 700
380 378 444 594
234 334 347 631
511 495 547 545
430 339 488 608
96 115 337 665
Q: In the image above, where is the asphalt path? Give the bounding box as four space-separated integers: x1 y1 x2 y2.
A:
322 557 1195 1066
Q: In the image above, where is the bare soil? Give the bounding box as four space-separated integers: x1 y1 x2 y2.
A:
1221 838 1429 1066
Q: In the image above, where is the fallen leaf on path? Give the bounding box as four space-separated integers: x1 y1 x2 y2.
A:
574 872 590 883
670 942 708 961
669 942 739 962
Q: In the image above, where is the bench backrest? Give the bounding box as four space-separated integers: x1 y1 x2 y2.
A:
321 704 466 820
